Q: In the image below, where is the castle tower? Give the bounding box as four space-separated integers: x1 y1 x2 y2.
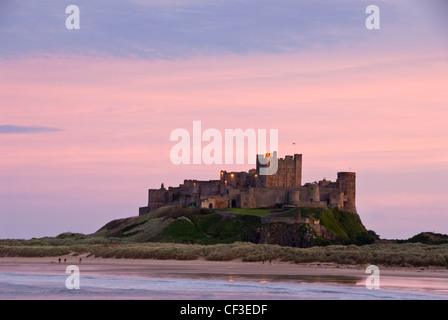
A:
306 183 320 202
288 190 300 206
337 172 356 213
256 153 302 187
292 153 302 187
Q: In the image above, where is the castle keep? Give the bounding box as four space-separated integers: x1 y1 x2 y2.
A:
139 153 357 215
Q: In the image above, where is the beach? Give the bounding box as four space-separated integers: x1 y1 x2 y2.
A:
1 255 448 300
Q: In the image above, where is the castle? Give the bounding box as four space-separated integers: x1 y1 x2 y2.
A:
139 153 356 215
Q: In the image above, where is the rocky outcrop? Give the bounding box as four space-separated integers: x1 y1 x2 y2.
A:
250 223 317 247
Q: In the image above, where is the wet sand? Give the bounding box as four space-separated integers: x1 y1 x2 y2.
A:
1 254 448 294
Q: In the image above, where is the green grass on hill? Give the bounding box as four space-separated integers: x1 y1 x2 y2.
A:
320 207 367 240
156 213 262 244
221 208 272 216
155 217 206 243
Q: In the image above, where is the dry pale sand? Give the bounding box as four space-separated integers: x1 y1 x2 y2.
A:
1 254 448 292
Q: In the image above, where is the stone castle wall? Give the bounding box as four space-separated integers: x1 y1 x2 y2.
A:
139 154 357 215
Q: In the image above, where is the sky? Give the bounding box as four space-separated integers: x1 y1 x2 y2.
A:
0 0 447 240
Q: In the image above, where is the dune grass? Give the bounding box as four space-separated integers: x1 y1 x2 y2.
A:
1 242 447 268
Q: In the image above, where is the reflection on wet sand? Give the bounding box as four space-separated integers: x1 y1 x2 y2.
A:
174 272 361 286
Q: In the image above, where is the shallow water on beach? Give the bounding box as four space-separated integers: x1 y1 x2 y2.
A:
1 271 447 300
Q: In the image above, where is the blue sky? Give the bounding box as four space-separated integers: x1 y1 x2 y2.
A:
1 0 445 59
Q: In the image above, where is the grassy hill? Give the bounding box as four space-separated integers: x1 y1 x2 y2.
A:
2 206 448 267
94 206 262 245
399 232 448 245
89 205 373 247
0 205 373 247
